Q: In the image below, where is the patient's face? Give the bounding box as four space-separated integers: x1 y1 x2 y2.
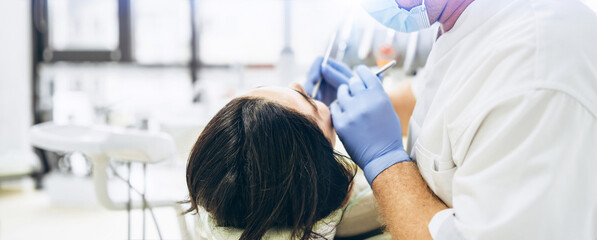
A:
246 83 336 146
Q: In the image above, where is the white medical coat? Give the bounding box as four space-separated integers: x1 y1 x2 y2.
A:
406 0 597 239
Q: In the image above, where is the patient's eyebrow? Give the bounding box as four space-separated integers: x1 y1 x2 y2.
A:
293 89 318 112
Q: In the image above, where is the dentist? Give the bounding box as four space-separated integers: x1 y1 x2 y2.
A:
305 0 597 239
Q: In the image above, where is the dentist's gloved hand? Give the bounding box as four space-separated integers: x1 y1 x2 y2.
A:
304 56 353 106
331 65 411 185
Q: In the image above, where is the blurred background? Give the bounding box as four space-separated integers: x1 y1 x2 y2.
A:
1 0 596 239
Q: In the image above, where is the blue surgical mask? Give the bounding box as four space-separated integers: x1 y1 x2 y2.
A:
361 0 431 33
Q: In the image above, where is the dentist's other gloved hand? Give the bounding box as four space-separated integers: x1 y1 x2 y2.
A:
331 65 411 185
304 56 353 106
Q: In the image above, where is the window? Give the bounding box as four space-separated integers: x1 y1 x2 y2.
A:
132 0 192 64
48 0 119 51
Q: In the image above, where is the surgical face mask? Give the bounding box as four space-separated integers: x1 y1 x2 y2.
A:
361 0 431 33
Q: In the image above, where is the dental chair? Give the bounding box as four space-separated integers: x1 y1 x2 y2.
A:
29 122 192 240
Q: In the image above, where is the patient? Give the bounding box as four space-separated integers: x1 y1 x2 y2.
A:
185 83 381 240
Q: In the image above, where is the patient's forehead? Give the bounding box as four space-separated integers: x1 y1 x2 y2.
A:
245 87 314 116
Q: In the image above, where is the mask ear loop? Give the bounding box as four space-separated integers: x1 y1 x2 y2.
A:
420 0 431 29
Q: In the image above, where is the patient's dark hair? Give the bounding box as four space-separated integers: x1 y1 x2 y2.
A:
185 96 355 240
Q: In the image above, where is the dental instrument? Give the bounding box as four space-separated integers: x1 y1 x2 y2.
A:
375 60 397 76
311 32 337 98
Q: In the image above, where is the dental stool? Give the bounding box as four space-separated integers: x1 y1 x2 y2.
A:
29 122 192 240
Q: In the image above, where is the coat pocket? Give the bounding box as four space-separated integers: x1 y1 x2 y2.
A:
414 142 457 207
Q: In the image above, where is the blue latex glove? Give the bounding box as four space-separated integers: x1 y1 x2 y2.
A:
331 65 411 184
304 56 353 106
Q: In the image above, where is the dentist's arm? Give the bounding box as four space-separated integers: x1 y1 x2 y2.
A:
331 66 446 239
371 161 448 239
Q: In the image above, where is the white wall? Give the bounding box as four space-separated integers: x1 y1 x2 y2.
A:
0 0 33 155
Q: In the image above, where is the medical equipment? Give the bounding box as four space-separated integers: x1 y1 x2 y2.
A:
29 123 191 240
375 59 397 77
310 32 337 98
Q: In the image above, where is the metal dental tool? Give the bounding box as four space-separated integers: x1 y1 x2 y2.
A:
311 32 337 98
375 59 397 77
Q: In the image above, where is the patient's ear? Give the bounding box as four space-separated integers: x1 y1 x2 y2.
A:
289 82 307 95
